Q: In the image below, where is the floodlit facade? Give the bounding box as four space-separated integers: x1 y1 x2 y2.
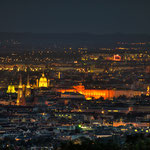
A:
57 83 142 100
7 84 16 93
37 73 49 88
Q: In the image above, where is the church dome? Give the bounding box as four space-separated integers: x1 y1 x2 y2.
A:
39 74 47 82
39 73 48 88
7 84 16 93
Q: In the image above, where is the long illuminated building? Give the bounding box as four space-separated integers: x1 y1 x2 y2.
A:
57 84 142 100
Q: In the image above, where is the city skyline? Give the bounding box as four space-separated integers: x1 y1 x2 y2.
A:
0 1 150 149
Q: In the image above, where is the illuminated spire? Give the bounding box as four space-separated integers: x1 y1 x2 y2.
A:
17 74 23 105
58 72 61 79
25 74 31 97
18 74 23 89
26 74 30 88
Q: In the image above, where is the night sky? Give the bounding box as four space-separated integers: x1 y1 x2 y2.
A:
0 0 150 34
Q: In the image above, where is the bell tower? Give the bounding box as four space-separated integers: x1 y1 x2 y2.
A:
17 74 23 105
25 74 31 97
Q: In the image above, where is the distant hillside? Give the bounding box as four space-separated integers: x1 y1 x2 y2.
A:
0 32 150 49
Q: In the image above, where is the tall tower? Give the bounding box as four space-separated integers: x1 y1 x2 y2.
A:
48 79 50 87
36 79 39 88
25 75 31 97
17 74 23 105
58 72 61 79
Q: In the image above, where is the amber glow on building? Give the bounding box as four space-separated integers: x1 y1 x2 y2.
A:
37 73 49 88
7 84 16 94
146 86 150 96
113 54 121 61
25 75 31 97
113 121 149 127
58 83 114 100
17 75 23 105
57 84 142 100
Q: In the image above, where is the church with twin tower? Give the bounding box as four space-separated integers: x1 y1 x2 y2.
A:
16 73 49 105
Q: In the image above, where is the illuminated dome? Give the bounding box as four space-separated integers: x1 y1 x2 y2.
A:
39 73 48 88
7 84 16 93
